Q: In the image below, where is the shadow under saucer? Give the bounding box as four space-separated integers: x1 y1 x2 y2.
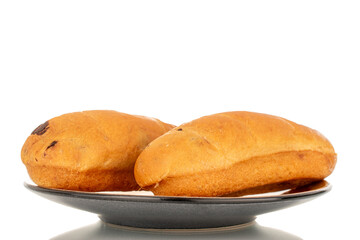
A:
51 221 302 240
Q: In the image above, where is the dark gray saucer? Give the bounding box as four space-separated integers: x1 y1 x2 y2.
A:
24 181 330 229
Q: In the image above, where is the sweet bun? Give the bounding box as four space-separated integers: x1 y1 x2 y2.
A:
21 110 174 191
134 111 336 197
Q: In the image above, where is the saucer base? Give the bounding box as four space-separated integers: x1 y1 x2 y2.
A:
99 214 256 229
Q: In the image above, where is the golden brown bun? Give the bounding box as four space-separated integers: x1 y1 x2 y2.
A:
21 110 175 191
134 111 336 197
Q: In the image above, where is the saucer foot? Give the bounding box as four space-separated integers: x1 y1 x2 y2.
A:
98 215 256 229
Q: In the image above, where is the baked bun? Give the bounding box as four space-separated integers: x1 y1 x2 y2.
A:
21 110 174 191
134 111 336 197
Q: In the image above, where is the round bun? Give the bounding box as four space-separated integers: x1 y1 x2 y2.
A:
134 111 336 197
21 110 174 191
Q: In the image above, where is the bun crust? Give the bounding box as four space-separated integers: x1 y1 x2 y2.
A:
134 111 336 196
21 110 174 191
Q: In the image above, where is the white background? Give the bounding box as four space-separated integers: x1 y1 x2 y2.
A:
1 0 359 239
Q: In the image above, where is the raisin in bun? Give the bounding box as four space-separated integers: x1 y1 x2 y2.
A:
134 111 336 197
21 110 174 191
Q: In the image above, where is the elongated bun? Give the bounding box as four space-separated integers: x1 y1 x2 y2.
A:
134 111 336 197
21 110 174 191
